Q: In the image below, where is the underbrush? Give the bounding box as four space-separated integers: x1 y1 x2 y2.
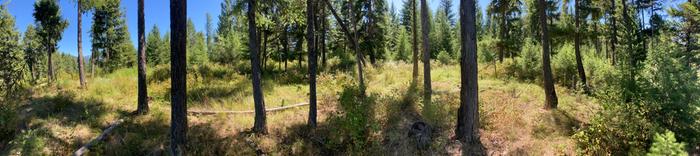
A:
326 85 381 153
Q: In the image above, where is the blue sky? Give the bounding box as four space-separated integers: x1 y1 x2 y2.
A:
4 0 551 56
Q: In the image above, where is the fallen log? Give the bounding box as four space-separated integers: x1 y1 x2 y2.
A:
73 119 124 156
188 102 309 115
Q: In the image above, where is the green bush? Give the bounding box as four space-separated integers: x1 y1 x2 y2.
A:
437 50 454 65
0 103 18 143
477 35 498 64
10 129 47 155
573 103 658 155
552 43 578 88
505 39 541 82
328 85 379 152
582 49 618 93
646 130 688 156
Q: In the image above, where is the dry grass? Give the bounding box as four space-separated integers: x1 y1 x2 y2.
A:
2 62 600 155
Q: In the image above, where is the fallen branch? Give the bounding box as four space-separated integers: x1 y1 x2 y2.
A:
73 119 125 156
188 102 309 115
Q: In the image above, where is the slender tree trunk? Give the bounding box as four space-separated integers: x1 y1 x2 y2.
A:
296 35 304 68
593 22 602 56
169 0 188 154
48 46 54 83
137 0 149 114
324 0 365 89
539 0 558 109
307 0 318 127
411 0 419 84
77 0 86 88
574 0 588 93
420 0 432 99
282 26 289 71
368 0 377 65
498 13 506 63
456 0 481 147
610 0 617 65
249 0 268 134
321 13 327 68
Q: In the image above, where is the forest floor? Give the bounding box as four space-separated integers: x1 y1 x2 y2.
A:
1 62 599 155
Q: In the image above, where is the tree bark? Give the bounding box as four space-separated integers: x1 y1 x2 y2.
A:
411 0 419 84
48 45 54 83
456 0 480 146
77 0 86 88
420 0 432 99
248 0 268 134
574 0 588 93
323 0 365 90
169 0 188 154
539 0 558 109
137 0 149 114
610 0 617 65
307 0 318 127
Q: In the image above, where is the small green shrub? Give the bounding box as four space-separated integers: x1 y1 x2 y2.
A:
552 43 578 88
0 103 18 143
328 85 379 153
573 104 658 155
437 50 454 65
10 129 47 156
505 40 541 82
646 130 688 156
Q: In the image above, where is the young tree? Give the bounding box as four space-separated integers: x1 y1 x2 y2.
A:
307 0 318 127
169 0 187 154
456 0 481 148
0 4 24 99
538 0 558 109
91 0 135 73
248 0 268 134
420 0 432 99
33 0 68 83
75 0 88 88
136 0 149 114
23 25 46 84
146 26 167 65
324 0 366 90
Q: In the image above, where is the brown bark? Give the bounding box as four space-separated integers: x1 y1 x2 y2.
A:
420 0 432 99
574 0 589 93
323 0 365 89
456 0 481 146
169 0 188 154
412 0 419 84
77 0 86 88
137 0 149 114
307 0 318 127
610 0 617 65
539 0 558 109
248 0 268 134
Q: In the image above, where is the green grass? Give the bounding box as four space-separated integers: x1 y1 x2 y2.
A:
2 61 600 155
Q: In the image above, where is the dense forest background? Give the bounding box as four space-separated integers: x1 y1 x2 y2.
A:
0 0 698 155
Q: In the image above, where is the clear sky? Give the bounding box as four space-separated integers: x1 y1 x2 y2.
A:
3 0 494 57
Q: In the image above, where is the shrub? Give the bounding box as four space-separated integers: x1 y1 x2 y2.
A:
646 130 688 156
552 43 578 88
505 39 541 82
0 103 18 143
327 85 379 152
573 103 658 155
437 50 454 65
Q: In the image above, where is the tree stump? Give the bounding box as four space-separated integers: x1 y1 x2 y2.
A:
408 121 432 150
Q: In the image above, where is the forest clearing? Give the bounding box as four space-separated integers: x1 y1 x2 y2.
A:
0 0 698 155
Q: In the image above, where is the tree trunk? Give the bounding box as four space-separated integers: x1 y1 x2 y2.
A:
574 0 588 93
420 0 432 99
169 0 188 154
320 13 327 68
307 0 318 127
610 0 617 65
282 26 289 71
539 0 558 109
137 0 149 114
77 0 86 88
368 0 377 65
248 0 268 134
456 0 480 147
411 0 419 84
48 46 54 83
324 0 365 89
498 13 506 63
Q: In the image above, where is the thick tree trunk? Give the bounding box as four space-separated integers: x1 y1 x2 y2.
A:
77 1 86 88
248 0 268 134
412 0 419 84
137 0 149 114
539 0 558 109
169 0 188 154
456 0 480 146
420 0 431 99
574 0 588 93
307 0 318 127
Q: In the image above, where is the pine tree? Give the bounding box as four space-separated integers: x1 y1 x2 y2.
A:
33 0 68 83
